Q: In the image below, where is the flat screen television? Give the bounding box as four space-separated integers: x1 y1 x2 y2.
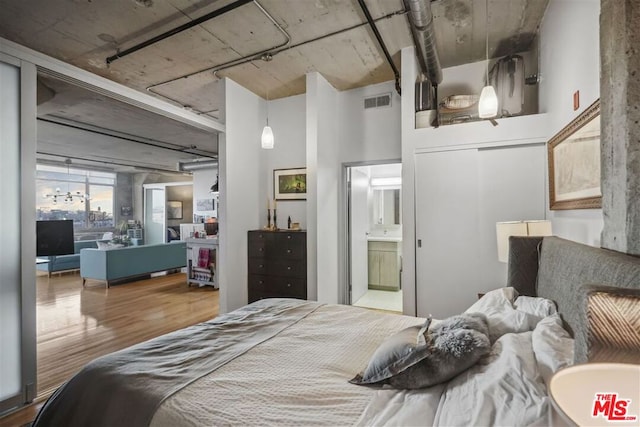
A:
36 220 75 256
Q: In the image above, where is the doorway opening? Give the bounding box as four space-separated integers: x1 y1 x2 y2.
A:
346 162 402 313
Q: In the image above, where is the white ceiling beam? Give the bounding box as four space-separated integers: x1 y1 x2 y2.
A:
0 37 225 134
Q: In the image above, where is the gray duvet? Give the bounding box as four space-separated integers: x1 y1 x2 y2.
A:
33 299 322 427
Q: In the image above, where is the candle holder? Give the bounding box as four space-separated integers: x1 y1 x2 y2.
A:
265 208 272 230
273 209 278 230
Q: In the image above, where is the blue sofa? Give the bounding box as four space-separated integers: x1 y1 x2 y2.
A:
37 240 107 277
80 241 187 287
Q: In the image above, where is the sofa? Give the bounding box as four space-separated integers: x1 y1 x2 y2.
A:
37 240 107 277
80 241 187 287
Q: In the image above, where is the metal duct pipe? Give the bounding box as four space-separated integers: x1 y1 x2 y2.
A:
177 159 218 171
403 0 442 85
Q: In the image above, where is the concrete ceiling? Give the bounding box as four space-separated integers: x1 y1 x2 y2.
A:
1 0 548 172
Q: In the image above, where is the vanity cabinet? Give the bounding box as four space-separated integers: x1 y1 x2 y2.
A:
247 230 307 303
367 240 401 291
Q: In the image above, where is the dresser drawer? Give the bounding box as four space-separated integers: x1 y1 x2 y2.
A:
248 258 305 277
248 231 305 259
248 274 306 298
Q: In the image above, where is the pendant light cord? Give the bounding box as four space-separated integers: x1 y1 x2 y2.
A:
485 0 489 84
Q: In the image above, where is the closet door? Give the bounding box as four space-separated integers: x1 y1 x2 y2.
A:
415 149 480 319
415 144 545 319
0 58 37 414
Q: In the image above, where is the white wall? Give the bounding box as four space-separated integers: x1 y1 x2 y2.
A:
218 78 263 313
306 72 339 303
539 0 603 247
338 81 402 162
261 94 306 229
304 77 403 304
192 168 218 220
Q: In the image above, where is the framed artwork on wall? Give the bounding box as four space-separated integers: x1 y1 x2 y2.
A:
167 200 183 219
274 167 307 200
196 198 214 211
548 99 602 210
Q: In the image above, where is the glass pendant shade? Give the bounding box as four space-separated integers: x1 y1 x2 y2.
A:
261 125 274 149
478 85 498 118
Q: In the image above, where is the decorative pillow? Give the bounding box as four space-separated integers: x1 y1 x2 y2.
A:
350 313 491 389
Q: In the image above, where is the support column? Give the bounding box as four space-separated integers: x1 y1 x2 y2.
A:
600 0 640 254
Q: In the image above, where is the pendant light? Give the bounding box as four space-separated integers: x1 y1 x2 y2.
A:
478 0 498 119
261 89 274 149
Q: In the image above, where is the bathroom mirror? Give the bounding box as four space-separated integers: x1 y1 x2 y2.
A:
372 189 401 225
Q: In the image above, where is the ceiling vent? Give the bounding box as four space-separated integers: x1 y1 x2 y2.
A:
364 93 392 110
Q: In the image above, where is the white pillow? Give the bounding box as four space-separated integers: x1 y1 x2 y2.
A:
465 288 540 342
514 296 557 318
531 313 574 386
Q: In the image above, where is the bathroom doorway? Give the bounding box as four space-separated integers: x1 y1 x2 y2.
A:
346 162 402 313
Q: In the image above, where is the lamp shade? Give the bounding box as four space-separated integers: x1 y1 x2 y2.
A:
478 85 498 118
496 220 552 263
261 125 274 149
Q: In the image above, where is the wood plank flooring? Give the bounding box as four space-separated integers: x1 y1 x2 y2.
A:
0 270 219 427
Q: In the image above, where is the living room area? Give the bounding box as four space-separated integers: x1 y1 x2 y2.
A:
30 71 222 406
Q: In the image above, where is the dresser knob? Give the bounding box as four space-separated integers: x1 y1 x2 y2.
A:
286 249 291 253
259 264 264 268
287 266 291 270
287 235 291 239
259 280 263 284
259 248 263 252
287 283 291 287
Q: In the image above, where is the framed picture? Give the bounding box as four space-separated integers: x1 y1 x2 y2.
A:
548 99 602 210
196 198 214 211
120 206 132 216
167 200 183 219
274 167 307 200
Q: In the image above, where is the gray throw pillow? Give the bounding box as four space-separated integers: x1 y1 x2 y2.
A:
350 313 491 389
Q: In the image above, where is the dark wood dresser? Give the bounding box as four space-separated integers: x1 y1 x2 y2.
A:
248 230 307 303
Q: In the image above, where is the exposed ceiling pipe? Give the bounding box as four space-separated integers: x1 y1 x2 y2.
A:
403 0 443 85
37 117 217 159
147 0 290 97
147 7 406 108
356 0 401 95
106 0 254 65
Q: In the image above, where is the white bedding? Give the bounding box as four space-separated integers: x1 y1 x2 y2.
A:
152 289 574 427
357 289 574 426
151 304 423 427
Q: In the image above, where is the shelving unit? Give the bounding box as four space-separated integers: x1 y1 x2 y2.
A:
185 237 218 288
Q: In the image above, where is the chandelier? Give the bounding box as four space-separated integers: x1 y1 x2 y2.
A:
44 159 90 204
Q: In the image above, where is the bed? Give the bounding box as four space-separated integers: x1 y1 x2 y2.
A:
33 236 640 426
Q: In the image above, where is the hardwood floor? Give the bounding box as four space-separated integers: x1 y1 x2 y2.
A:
0 270 219 427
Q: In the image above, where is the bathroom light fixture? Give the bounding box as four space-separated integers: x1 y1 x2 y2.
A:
261 90 274 149
371 177 402 187
478 0 498 119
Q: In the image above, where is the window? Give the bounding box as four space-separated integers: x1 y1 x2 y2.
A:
36 164 116 233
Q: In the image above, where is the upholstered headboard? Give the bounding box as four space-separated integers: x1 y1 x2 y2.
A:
508 236 640 363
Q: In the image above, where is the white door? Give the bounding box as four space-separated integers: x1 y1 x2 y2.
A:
0 59 37 414
415 144 545 318
144 187 166 245
415 149 480 319
350 167 370 304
